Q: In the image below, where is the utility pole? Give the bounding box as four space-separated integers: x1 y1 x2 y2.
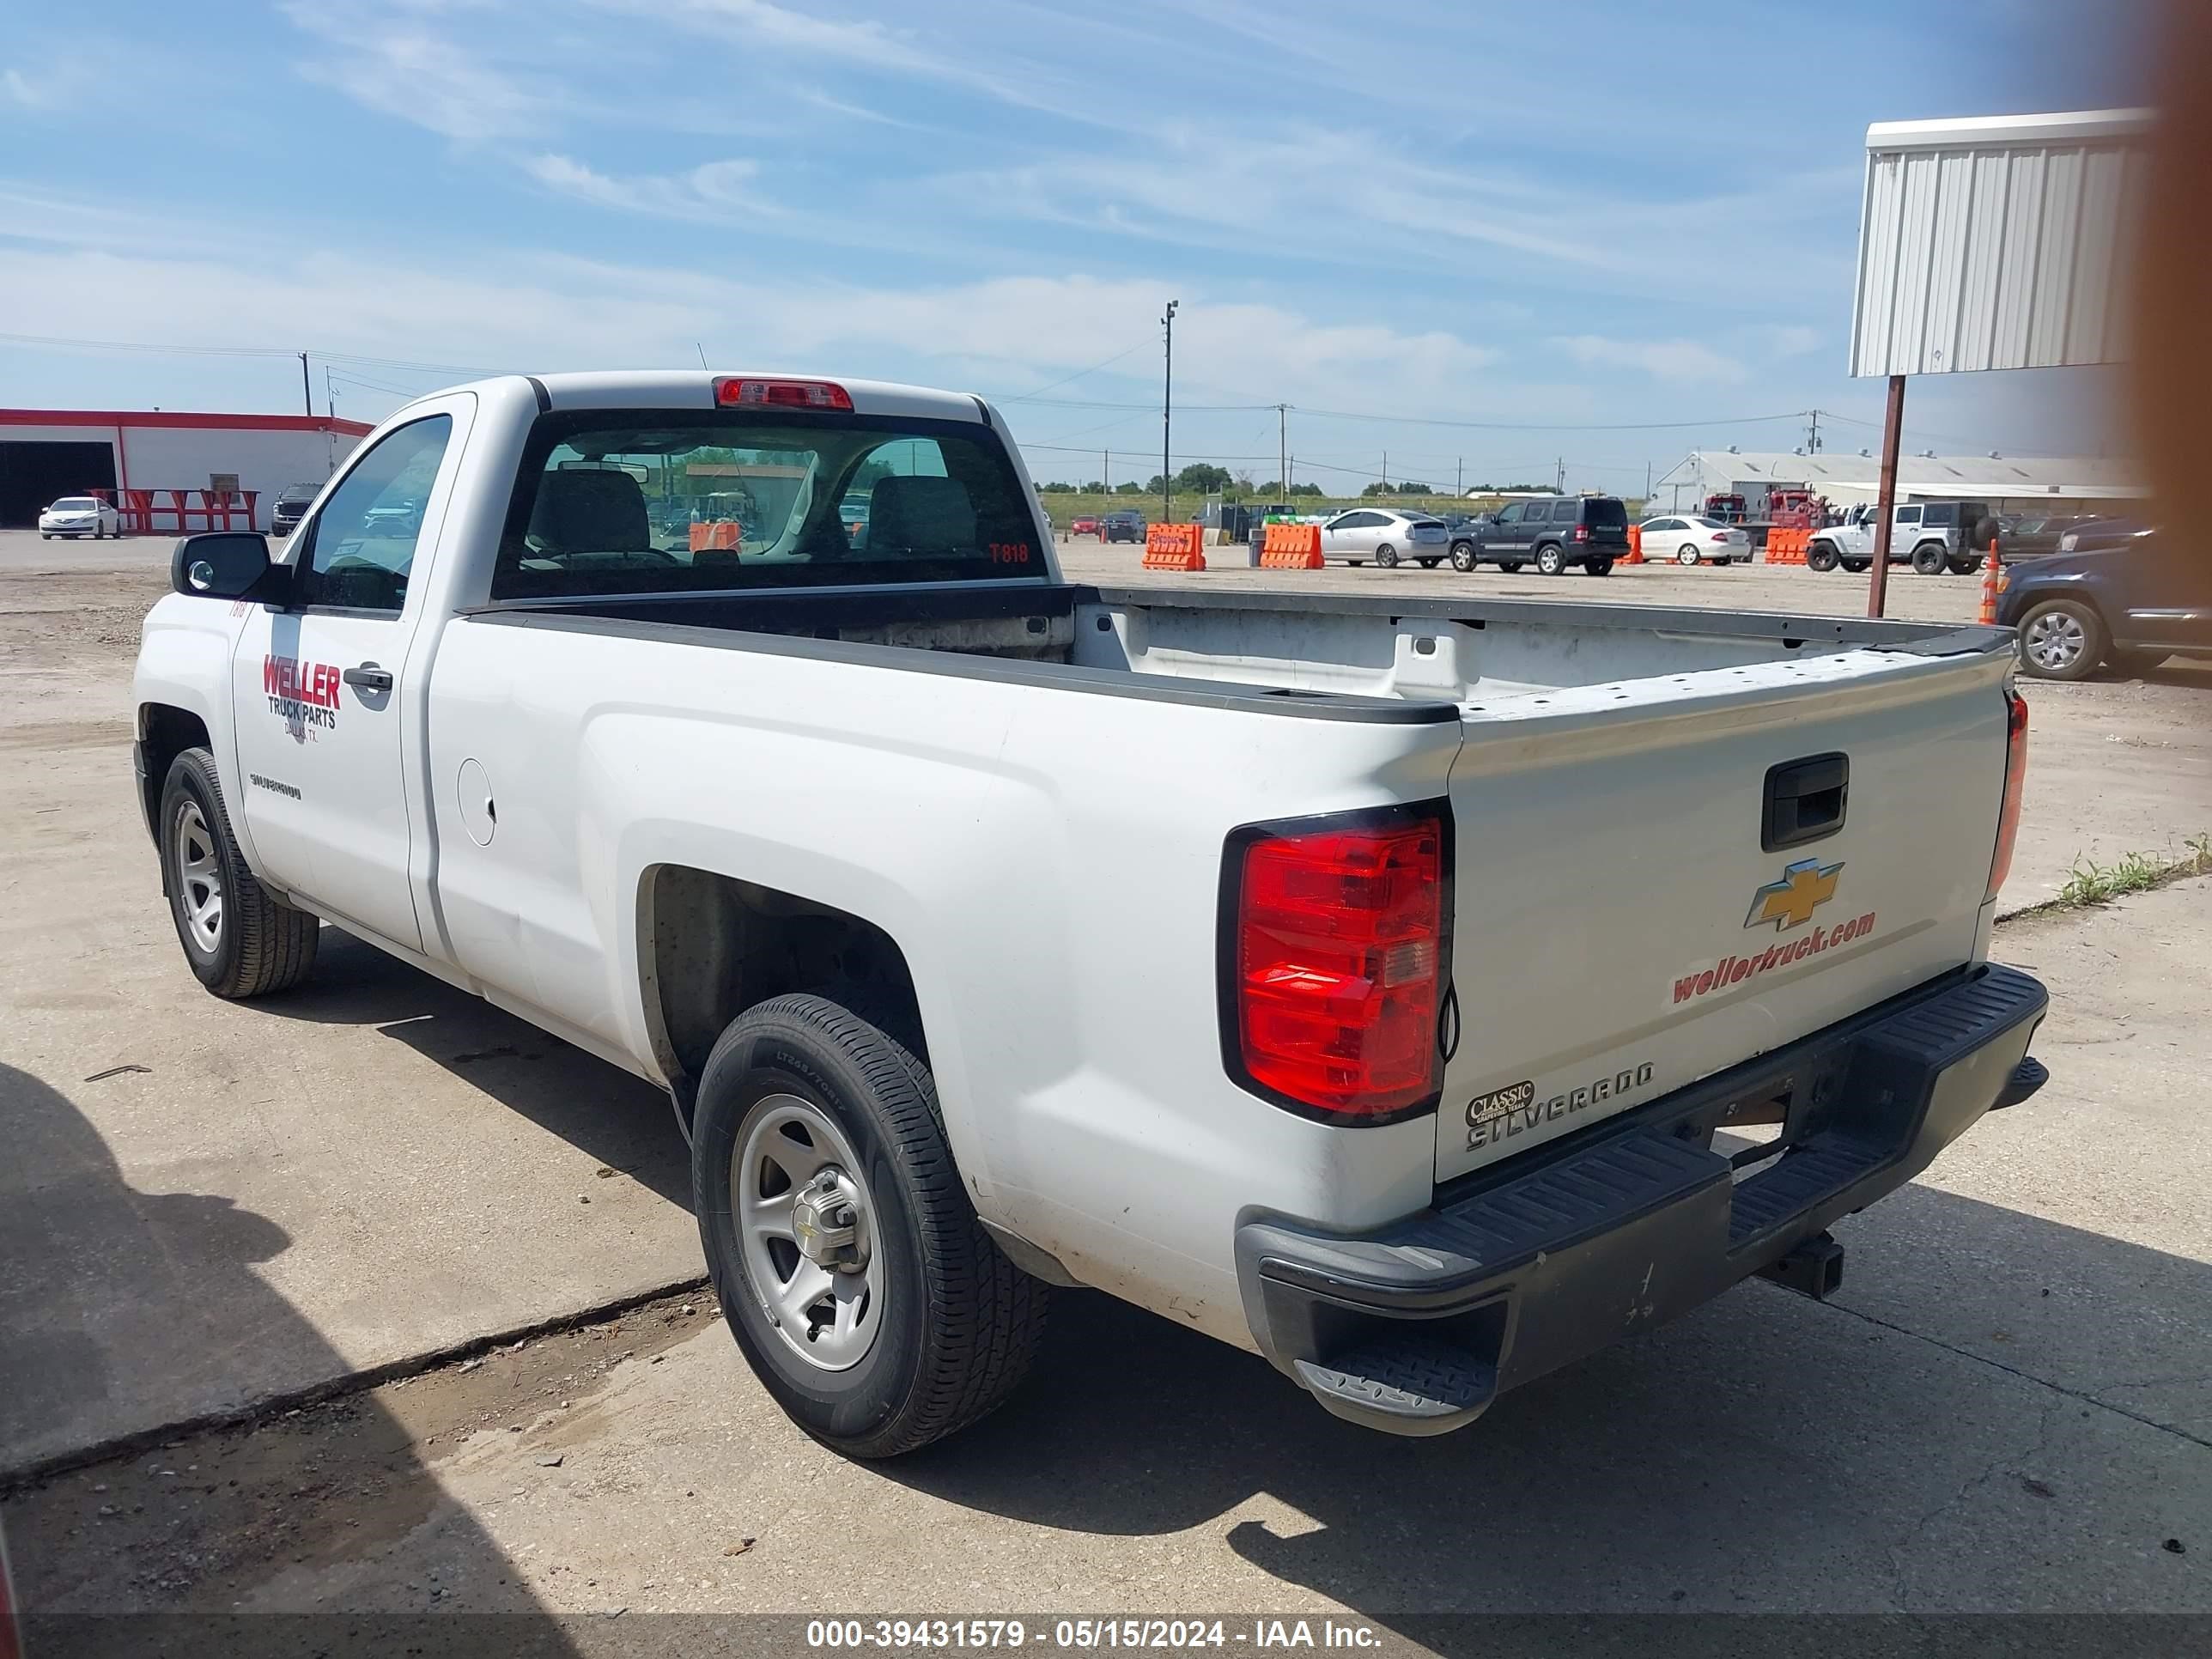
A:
1160 300 1178 523
1275 404 1288 495
1808 409 1823 453
1382 450 1389 496
1456 457 1463 497
1103 448 1109 494
1555 456 1565 494
1645 460 1652 500
324 366 336 420
300 352 313 417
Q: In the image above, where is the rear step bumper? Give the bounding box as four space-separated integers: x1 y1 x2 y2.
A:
1235 963 2047 1437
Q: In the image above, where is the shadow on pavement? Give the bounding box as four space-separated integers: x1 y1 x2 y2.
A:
254 929 692 1211
884 1185 2212 1625
0 1060 581 1655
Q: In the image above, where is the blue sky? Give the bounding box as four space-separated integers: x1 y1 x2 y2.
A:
1 0 2149 493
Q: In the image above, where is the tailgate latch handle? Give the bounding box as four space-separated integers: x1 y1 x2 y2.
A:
1762 752 1848 853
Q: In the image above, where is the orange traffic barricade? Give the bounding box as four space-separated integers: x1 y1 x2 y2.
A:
690 521 743 551
1622 525 1644 564
1258 522 1323 568
1765 526 1808 565
1141 524 1207 571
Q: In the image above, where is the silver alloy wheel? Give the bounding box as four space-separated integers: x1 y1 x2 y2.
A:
174 801 224 953
732 1093 884 1371
2023 609 2088 672
1677 544 1700 565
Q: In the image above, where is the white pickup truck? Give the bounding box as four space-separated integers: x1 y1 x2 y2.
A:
134 371 2048 1453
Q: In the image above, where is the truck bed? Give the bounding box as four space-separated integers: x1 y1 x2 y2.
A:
470 582 2007 716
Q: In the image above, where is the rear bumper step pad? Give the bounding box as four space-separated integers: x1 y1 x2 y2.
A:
1235 963 2047 1436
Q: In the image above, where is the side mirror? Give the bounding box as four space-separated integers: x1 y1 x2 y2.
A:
172 532 288 604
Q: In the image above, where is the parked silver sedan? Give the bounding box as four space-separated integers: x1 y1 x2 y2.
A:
1638 514 1751 566
1320 508 1452 568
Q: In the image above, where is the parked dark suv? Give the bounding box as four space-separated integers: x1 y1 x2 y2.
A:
1452 495 1630 575
1101 508 1147 544
1996 530 2212 680
270 483 319 538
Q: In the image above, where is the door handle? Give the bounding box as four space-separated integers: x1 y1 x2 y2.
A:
343 663 394 694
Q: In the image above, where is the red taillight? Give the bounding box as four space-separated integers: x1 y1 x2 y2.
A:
1711 532 1731 542
714 377 854 410
1228 811 1448 1120
1572 525 1589 541
1986 690 2029 900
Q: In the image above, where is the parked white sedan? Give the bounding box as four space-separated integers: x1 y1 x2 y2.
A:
1321 508 1451 568
1638 514 1748 566
38 495 123 539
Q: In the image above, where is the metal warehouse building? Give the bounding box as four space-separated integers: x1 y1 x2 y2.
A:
1645 447 2143 516
0 409 371 532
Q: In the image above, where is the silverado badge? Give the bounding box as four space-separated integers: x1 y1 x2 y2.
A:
1744 858 1843 932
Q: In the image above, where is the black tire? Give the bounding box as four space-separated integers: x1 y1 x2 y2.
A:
1712 556 1733 567
1911 542 1948 575
1582 556 1614 576
1806 541 1840 574
1347 560 1364 567
159 748 319 998
1449 539 1476 572
2015 599 2107 682
1534 544 1567 575
694 994 1048 1459
1416 557 1440 568
1842 559 1870 574
1498 561 1523 574
1375 544 1399 568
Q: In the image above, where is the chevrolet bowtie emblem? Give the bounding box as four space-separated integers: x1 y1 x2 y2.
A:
1745 858 1843 931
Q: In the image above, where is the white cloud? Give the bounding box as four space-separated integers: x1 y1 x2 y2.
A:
284 2 556 140
1555 335 1746 383
1758 324 1825 358
525 154 766 220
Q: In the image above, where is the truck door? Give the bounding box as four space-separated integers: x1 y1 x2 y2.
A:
229 400 470 951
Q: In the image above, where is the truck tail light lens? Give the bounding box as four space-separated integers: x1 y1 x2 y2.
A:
714 377 854 410
1224 808 1449 1121
1572 525 1589 542
1986 690 2029 901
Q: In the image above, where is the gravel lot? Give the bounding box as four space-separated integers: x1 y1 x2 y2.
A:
3 529 2209 1644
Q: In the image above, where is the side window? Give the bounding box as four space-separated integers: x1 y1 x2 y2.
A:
1550 501 1579 523
293 416 453 613
1894 505 1923 526
1923 502 1956 528
1493 504 1522 526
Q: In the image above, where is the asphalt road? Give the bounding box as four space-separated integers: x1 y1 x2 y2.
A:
2 529 2209 1640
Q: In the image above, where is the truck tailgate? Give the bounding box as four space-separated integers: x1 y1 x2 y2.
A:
1438 645 2014 1182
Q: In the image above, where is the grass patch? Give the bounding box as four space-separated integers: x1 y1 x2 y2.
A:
2047 834 2212 911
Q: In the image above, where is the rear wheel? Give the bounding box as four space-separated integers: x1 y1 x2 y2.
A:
1948 557 1980 575
2103 647 2168 678
1346 559 1364 567
159 748 320 998
1582 556 1614 577
1416 557 1440 568
1675 544 1701 566
2017 599 2106 681
1806 541 1841 573
1498 561 1523 574
1534 544 1567 575
1911 542 1948 575
1842 559 1870 574
694 994 1048 1458
1375 544 1399 568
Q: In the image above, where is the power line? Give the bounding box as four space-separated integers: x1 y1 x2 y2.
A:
994 340 1153 403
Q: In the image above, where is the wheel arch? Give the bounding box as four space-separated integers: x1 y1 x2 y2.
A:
638 865 926 1139
137 702 214 854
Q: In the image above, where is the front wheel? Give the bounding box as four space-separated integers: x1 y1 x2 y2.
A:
1911 543 1948 576
2017 599 2106 681
1534 544 1567 575
1449 539 1477 572
1806 541 1840 573
1675 544 1701 566
694 994 1048 1458
159 748 319 998
1374 544 1399 568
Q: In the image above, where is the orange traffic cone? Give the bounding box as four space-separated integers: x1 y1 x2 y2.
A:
1978 538 2002 624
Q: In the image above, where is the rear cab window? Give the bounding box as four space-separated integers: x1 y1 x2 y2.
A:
492 409 1045 599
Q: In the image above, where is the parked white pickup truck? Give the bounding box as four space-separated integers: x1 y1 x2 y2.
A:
134 372 2048 1453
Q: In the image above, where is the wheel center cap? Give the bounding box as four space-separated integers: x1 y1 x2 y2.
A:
791 1170 867 1271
